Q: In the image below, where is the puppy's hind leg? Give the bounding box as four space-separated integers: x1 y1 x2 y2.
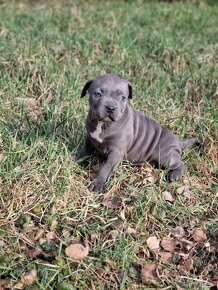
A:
75 137 95 163
165 151 186 182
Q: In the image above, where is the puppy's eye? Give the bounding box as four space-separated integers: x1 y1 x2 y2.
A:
120 95 126 102
95 91 102 98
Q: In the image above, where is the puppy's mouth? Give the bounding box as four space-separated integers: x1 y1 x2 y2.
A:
93 109 118 122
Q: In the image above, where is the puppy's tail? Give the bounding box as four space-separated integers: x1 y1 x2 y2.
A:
180 138 204 150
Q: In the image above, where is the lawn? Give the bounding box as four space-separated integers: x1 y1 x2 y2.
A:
0 0 218 289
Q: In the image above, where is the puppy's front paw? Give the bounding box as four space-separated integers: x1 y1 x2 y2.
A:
165 171 179 182
88 179 104 193
165 165 185 182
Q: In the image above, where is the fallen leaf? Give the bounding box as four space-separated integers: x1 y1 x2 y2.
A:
33 229 44 241
21 270 38 285
171 226 186 237
0 278 12 288
26 248 42 259
13 282 24 289
90 280 96 290
50 220 58 230
120 209 126 220
159 252 172 262
176 185 192 198
147 236 160 251
126 226 137 234
110 229 119 240
0 240 6 247
176 185 188 194
17 97 39 111
105 258 116 268
45 231 55 240
162 191 174 202
28 111 38 122
180 258 194 272
143 172 158 184
65 242 89 260
101 196 122 209
117 270 125 282
161 237 177 252
141 165 158 183
137 250 149 259
192 229 207 242
141 263 159 285
90 233 98 241
112 218 124 229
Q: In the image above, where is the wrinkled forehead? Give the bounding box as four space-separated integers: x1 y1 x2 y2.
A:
90 75 129 94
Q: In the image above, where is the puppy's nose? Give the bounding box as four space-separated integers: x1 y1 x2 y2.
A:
105 104 117 113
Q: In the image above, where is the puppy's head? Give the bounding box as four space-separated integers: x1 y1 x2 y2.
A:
81 74 132 122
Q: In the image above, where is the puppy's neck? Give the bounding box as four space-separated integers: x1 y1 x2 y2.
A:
90 121 104 143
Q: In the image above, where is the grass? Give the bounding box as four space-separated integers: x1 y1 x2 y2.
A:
0 0 218 289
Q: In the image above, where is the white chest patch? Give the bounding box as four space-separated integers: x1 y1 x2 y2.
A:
90 121 103 143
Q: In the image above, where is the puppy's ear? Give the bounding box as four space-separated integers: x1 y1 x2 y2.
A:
81 78 93 98
127 81 133 99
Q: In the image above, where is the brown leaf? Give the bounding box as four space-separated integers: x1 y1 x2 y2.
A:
141 263 159 285
181 258 194 272
0 278 12 288
192 229 207 242
45 231 55 240
26 248 42 259
171 226 186 237
147 236 160 251
101 196 122 209
112 218 124 229
90 233 98 242
105 258 116 268
28 111 38 122
110 229 119 240
21 270 38 285
126 226 137 234
176 185 193 198
161 237 177 252
33 229 44 241
162 191 174 202
176 185 187 194
137 250 149 259
17 97 39 111
119 209 126 220
13 282 24 289
143 172 158 184
50 220 58 231
159 252 172 262
65 242 89 260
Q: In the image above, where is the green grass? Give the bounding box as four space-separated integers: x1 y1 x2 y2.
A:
0 0 218 289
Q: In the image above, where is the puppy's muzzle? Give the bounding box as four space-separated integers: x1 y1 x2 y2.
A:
105 104 117 114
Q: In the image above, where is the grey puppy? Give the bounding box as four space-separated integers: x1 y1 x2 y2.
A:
76 74 202 192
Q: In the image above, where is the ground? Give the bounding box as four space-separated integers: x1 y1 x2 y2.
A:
0 0 218 289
